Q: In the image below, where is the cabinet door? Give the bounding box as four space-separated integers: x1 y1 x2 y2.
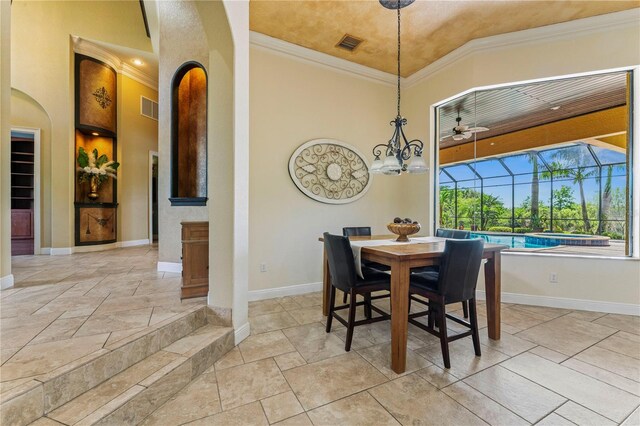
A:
11 210 33 239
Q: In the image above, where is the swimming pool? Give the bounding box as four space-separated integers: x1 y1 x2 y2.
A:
470 233 551 249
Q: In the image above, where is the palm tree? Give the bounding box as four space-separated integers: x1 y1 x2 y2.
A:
549 146 597 233
597 165 613 234
528 152 541 230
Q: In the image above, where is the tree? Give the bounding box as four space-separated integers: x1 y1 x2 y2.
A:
552 185 576 211
548 146 597 233
528 153 540 229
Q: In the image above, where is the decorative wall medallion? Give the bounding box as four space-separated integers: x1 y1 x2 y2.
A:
289 139 372 204
92 87 112 109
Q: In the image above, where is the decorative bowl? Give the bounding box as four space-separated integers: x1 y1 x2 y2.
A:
387 222 421 242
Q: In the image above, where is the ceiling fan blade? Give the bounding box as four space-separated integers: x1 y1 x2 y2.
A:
440 135 451 141
452 134 464 141
454 125 469 132
467 127 489 133
462 132 473 139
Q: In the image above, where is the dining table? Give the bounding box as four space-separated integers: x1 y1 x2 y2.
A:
319 234 508 374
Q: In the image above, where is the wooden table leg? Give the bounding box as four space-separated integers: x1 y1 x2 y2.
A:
484 251 501 340
390 260 410 374
322 248 330 316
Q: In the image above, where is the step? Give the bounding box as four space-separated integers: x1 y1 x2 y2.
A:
38 324 233 425
0 305 219 426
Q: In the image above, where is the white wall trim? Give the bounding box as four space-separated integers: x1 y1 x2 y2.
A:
157 261 182 273
234 322 250 345
476 290 640 316
49 247 73 256
404 9 640 88
119 239 150 248
250 31 396 87
248 281 323 302
1 274 14 290
72 37 158 90
249 10 640 90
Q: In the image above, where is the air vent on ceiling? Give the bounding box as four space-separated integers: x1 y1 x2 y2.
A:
336 34 364 52
140 96 158 121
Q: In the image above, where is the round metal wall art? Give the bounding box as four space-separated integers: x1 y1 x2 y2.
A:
288 139 372 204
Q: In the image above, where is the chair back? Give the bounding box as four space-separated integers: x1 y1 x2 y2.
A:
436 228 470 239
324 232 357 292
342 227 372 237
437 239 484 303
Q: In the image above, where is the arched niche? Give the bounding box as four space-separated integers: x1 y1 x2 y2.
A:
169 62 208 206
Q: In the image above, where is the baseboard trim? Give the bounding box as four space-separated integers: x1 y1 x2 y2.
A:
476 290 640 316
40 247 51 255
157 261 182 273
248 281 323 302
1 274 15 290
234 322 250 344
50 247 74 256
118 239 150 248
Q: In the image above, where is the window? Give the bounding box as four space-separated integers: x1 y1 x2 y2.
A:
169 62 208 206
435 71 632 256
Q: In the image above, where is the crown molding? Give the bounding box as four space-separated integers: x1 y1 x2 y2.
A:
72 37 158 90
404 8 640 88
250 9 639 89
249 31 397 86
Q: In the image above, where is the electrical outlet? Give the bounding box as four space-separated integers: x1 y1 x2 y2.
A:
260 263 267 273
549 273 558 283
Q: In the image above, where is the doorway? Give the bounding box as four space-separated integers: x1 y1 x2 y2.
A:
10 128 40 255
149 151 159 243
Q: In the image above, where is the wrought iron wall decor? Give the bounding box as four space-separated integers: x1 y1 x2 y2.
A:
288 139 372 204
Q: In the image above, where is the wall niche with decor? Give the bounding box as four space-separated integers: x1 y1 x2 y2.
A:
74 54 118 246
169 62 208 206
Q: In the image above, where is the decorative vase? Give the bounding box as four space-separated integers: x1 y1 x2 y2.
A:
88 175 100 200
387 222 421 242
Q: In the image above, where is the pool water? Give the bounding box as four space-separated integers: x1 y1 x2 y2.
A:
470 233 552 249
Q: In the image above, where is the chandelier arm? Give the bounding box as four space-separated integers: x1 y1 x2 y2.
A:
372 143 390 158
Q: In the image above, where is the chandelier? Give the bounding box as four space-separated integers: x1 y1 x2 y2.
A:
370 0 427 175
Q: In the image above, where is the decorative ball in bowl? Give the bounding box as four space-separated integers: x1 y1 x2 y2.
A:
387 217 421 242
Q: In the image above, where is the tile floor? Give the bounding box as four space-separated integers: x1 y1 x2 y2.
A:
1 246 205 392
2 247 639 425
141 293 640 425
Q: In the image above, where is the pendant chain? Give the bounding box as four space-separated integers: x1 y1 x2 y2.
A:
397 2 401 118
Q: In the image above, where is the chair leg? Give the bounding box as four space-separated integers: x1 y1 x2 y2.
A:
469 298 482 356
326 285 336 333
345 289 357 352
364 293 372 320
437 302 451 369
343 291 348 304
462 301 469 319
428 300 435 330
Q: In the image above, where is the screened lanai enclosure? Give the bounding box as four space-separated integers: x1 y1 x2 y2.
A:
439 143 627 238
436 71 631 256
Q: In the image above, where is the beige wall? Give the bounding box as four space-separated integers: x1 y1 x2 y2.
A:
118 76 159 242
10 1 154 250
402 18 640 306
157 0 209 263
10 89 52 248
1 0 11 283
249 47 417 291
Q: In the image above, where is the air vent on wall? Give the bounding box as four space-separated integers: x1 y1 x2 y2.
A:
336 34 364 52
140 96 158 120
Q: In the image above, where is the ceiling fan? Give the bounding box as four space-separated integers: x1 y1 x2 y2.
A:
442 115 489 141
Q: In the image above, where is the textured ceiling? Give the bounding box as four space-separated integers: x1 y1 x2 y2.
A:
438 72 628 148
250 1 639 77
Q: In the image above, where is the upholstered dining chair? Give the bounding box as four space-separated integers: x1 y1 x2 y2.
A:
341 227 391 304
414 228 472 318
324 232 391 351
408 238 485 368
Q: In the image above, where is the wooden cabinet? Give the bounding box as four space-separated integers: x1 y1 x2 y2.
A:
11 135 35 255
181 221 209 299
